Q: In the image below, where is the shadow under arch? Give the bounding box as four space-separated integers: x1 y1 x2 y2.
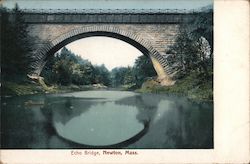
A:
30 25 172 80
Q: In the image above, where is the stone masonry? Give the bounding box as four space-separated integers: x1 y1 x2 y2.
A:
12 10 197 85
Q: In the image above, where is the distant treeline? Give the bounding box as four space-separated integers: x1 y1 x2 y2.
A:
41 47 156 88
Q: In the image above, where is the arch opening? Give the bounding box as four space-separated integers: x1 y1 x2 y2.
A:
46 32 150 61
30 26 174 85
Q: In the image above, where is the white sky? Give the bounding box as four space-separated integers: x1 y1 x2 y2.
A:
65 37 142 70
2 0 213 10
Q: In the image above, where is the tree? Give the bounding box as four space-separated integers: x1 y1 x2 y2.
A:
110 55 156 88
53 59 74 85
41 53 59 84
58 47 78 63
133 55 157 86
166 10 213 79
41 50 156 88
189 10 213 51
124 66 134 85
110 67 128 87
93 64 111 86
1 4 33 81
72 61 95 85
41 47 112 86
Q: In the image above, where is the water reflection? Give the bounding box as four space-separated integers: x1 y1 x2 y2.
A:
1 91 213 149
43 98 148 147
124 97 213 148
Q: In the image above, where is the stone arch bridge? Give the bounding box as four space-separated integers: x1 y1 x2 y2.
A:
11 9 199 85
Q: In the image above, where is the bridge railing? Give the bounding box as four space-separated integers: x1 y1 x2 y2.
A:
2 8 211 14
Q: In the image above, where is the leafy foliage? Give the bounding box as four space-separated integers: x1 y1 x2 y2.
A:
137 9 214 101
111 67 133 87
189 10 213 49
41 46 156 88
93 64 111 86
43 47 99 86
133 55 157 86
166 10 213 80
110 55 156 88
1 4 33 81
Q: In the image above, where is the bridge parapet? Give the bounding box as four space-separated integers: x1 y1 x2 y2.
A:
3 9 199 24
3 8 206 14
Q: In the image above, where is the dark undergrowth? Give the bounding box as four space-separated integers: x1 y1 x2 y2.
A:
136 72 213 101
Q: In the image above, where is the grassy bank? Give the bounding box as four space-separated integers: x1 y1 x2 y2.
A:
1 81 102 97
1 81 45 96
136 73 213 101
2 73 213 101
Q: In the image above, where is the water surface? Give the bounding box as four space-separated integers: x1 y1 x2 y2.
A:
1 90 213 148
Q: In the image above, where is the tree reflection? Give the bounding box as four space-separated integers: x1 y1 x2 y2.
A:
41 97 96 125
125 97 213 149
115 94 163 124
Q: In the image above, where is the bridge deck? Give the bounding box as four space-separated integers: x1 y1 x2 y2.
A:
3 9 199 24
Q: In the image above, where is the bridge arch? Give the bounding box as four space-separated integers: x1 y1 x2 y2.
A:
30 25 173 84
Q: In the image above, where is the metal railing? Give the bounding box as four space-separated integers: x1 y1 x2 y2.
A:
2 8 212 14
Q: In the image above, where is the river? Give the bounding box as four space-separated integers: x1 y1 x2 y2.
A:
1 90 213 149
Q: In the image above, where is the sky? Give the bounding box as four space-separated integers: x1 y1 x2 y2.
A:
1 0 213 70
2 0 213 10
65 37 142 71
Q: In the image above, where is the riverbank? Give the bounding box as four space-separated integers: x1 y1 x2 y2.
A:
2 73 213 102
1 81 107 97
1 81 44 96
136 73 213 101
